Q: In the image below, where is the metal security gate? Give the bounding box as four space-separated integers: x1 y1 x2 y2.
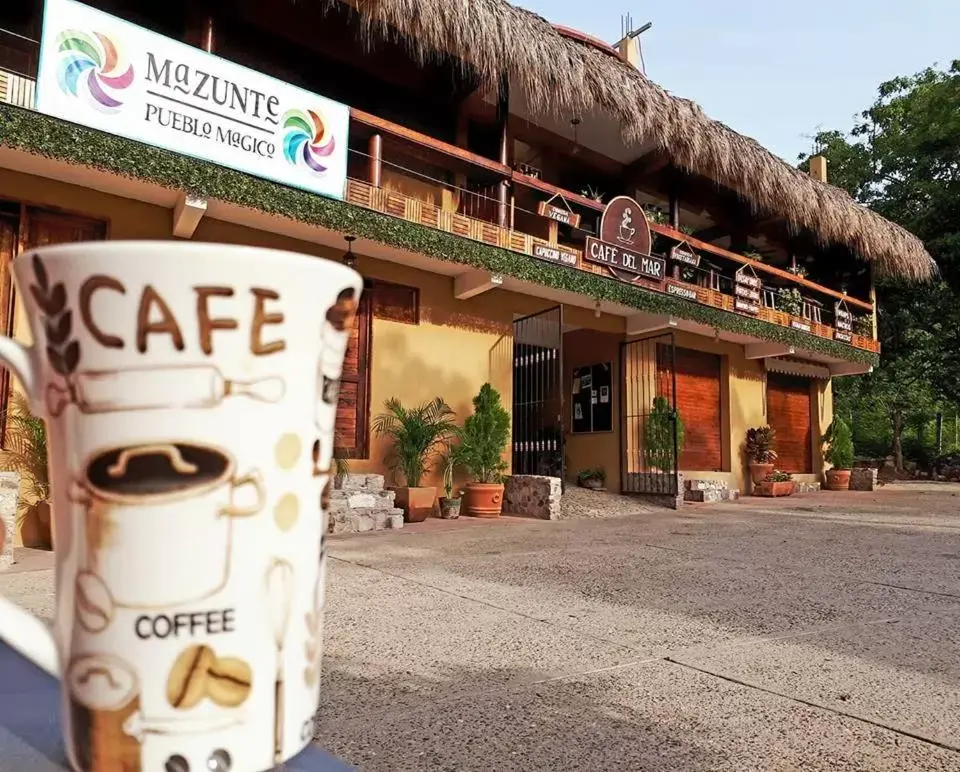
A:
512 306 564 482
620 332 679 495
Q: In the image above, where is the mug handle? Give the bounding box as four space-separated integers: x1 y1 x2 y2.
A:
221 470 265 517
0 338 59 678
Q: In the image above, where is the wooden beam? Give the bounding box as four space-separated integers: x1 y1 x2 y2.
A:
625 149 670 179
829 362 873 377
351 109 511 177
454 270 503 300
626 312 678 336
369 134 383 188
744 342 795 360
172 193 207 239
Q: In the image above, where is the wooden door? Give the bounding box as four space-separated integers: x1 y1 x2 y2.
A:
670 348 722 471
766 373 813 473
334 289 372 459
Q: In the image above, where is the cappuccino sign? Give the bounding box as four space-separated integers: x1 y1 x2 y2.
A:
584 196 665 283
36 0 350 199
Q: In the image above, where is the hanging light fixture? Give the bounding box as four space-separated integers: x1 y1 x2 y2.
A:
571 118 582 155
342 235 357 269
594 298 602 319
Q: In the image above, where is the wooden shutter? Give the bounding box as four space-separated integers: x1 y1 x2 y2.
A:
766 373 812 473
24 208 107 248
334 288 372 459
669 347 722 471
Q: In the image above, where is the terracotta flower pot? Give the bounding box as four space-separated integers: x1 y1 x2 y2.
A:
464 482 504 518
393 486 437 523
438 497 461 519
749 463 775 486
825 469 851 491
755 480 795 497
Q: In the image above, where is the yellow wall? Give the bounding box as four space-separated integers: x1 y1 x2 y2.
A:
563 329 623 492
0 167 836 516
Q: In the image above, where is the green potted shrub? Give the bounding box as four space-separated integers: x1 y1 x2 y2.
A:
372 396 456 522
455 384 511 518
777 288 803 317
745 426 778 489
643 396 685 472
822 417 855 491
853 315 874 337
756 470 795 497
0 392 52 549
438 452 461 519
577 467 606 490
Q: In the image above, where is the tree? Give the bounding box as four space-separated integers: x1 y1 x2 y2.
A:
799 61 960 467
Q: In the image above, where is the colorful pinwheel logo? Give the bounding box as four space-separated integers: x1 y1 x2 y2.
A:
55 29 134 113
282 109 337 174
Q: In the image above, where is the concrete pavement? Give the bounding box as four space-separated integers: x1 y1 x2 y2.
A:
3 483 960 770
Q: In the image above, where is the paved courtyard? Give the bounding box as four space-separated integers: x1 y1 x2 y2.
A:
3 482 960 770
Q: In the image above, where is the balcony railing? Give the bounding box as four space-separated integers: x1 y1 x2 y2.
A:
0 64 878 353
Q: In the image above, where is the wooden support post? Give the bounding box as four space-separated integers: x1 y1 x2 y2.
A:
202 14 215 53
369 134 383 188
668 184 680 279
496 75 510 229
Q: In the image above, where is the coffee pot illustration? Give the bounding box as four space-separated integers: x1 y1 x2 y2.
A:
72 441 265 610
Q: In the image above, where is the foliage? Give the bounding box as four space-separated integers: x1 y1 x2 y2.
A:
853 315 873 337
745 426 778 463
0 392 49 519
799 61 960 468
643 396 685 471
454 384 511 484
372 397 456 487
765 470 793 482
679 224 695 236
334 455 350 479
643 206 667 225
822 417 855 469
788 264 809 279
440 451 459 499
680 266 698 283
777 288 803 317
742 249 765 263
577 467 606 483
581 185 604 202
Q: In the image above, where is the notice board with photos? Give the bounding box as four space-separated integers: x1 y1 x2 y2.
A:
571 362 613 433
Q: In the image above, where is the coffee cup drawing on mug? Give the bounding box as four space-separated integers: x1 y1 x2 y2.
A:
0 242 362 772
72 441 265 610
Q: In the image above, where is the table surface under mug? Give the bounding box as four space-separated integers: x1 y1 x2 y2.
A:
0 639 351 772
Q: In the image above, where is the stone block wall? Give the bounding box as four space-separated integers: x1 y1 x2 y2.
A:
0 472 19 568
850 468 878 492
504 475 562 520
328 474 404 534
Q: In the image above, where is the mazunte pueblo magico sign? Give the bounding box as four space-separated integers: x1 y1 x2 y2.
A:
584 196 665 283
36 0 350 200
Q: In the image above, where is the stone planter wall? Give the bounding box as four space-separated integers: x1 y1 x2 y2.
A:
328 474 405 534
850 468 878 492
0 472 19 568
504 475 562 520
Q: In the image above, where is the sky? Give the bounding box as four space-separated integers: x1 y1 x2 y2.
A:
516 0 957 163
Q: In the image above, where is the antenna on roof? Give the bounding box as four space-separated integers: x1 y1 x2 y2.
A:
614 13 652 74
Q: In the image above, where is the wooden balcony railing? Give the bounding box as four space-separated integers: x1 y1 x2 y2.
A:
0 65 878 353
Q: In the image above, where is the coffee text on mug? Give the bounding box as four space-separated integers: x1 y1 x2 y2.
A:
134 608 237 639
79 277 286 356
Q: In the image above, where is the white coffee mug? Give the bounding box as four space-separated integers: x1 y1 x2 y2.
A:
0 241 362 772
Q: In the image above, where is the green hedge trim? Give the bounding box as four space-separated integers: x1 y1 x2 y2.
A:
0 104 878 366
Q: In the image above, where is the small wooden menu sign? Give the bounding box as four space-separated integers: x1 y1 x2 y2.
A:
734 264 761 315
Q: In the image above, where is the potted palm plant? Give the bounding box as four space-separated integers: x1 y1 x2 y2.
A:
745 426 778 490
372 396 456 522
456 384 511 518
0 392 52 549
438 451 462 519
822 417 855 491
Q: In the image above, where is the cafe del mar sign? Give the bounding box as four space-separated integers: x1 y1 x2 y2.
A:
584 196 666 284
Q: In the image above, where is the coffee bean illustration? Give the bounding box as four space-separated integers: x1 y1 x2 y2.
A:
167 644 216 710
205 657 252 708
75 571 114 633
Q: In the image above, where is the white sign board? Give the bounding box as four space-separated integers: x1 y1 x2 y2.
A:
36 0 350 200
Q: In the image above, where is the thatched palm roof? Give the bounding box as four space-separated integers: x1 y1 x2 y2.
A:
336 0 935 281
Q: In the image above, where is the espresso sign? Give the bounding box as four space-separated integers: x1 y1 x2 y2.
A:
670 243 700 267
734 265 761 316
532 242 578 267
791 319 812 333
537 201 581 229
668 283 698 301
584 196 664 283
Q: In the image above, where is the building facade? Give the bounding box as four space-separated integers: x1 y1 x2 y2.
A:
0 0 934 535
